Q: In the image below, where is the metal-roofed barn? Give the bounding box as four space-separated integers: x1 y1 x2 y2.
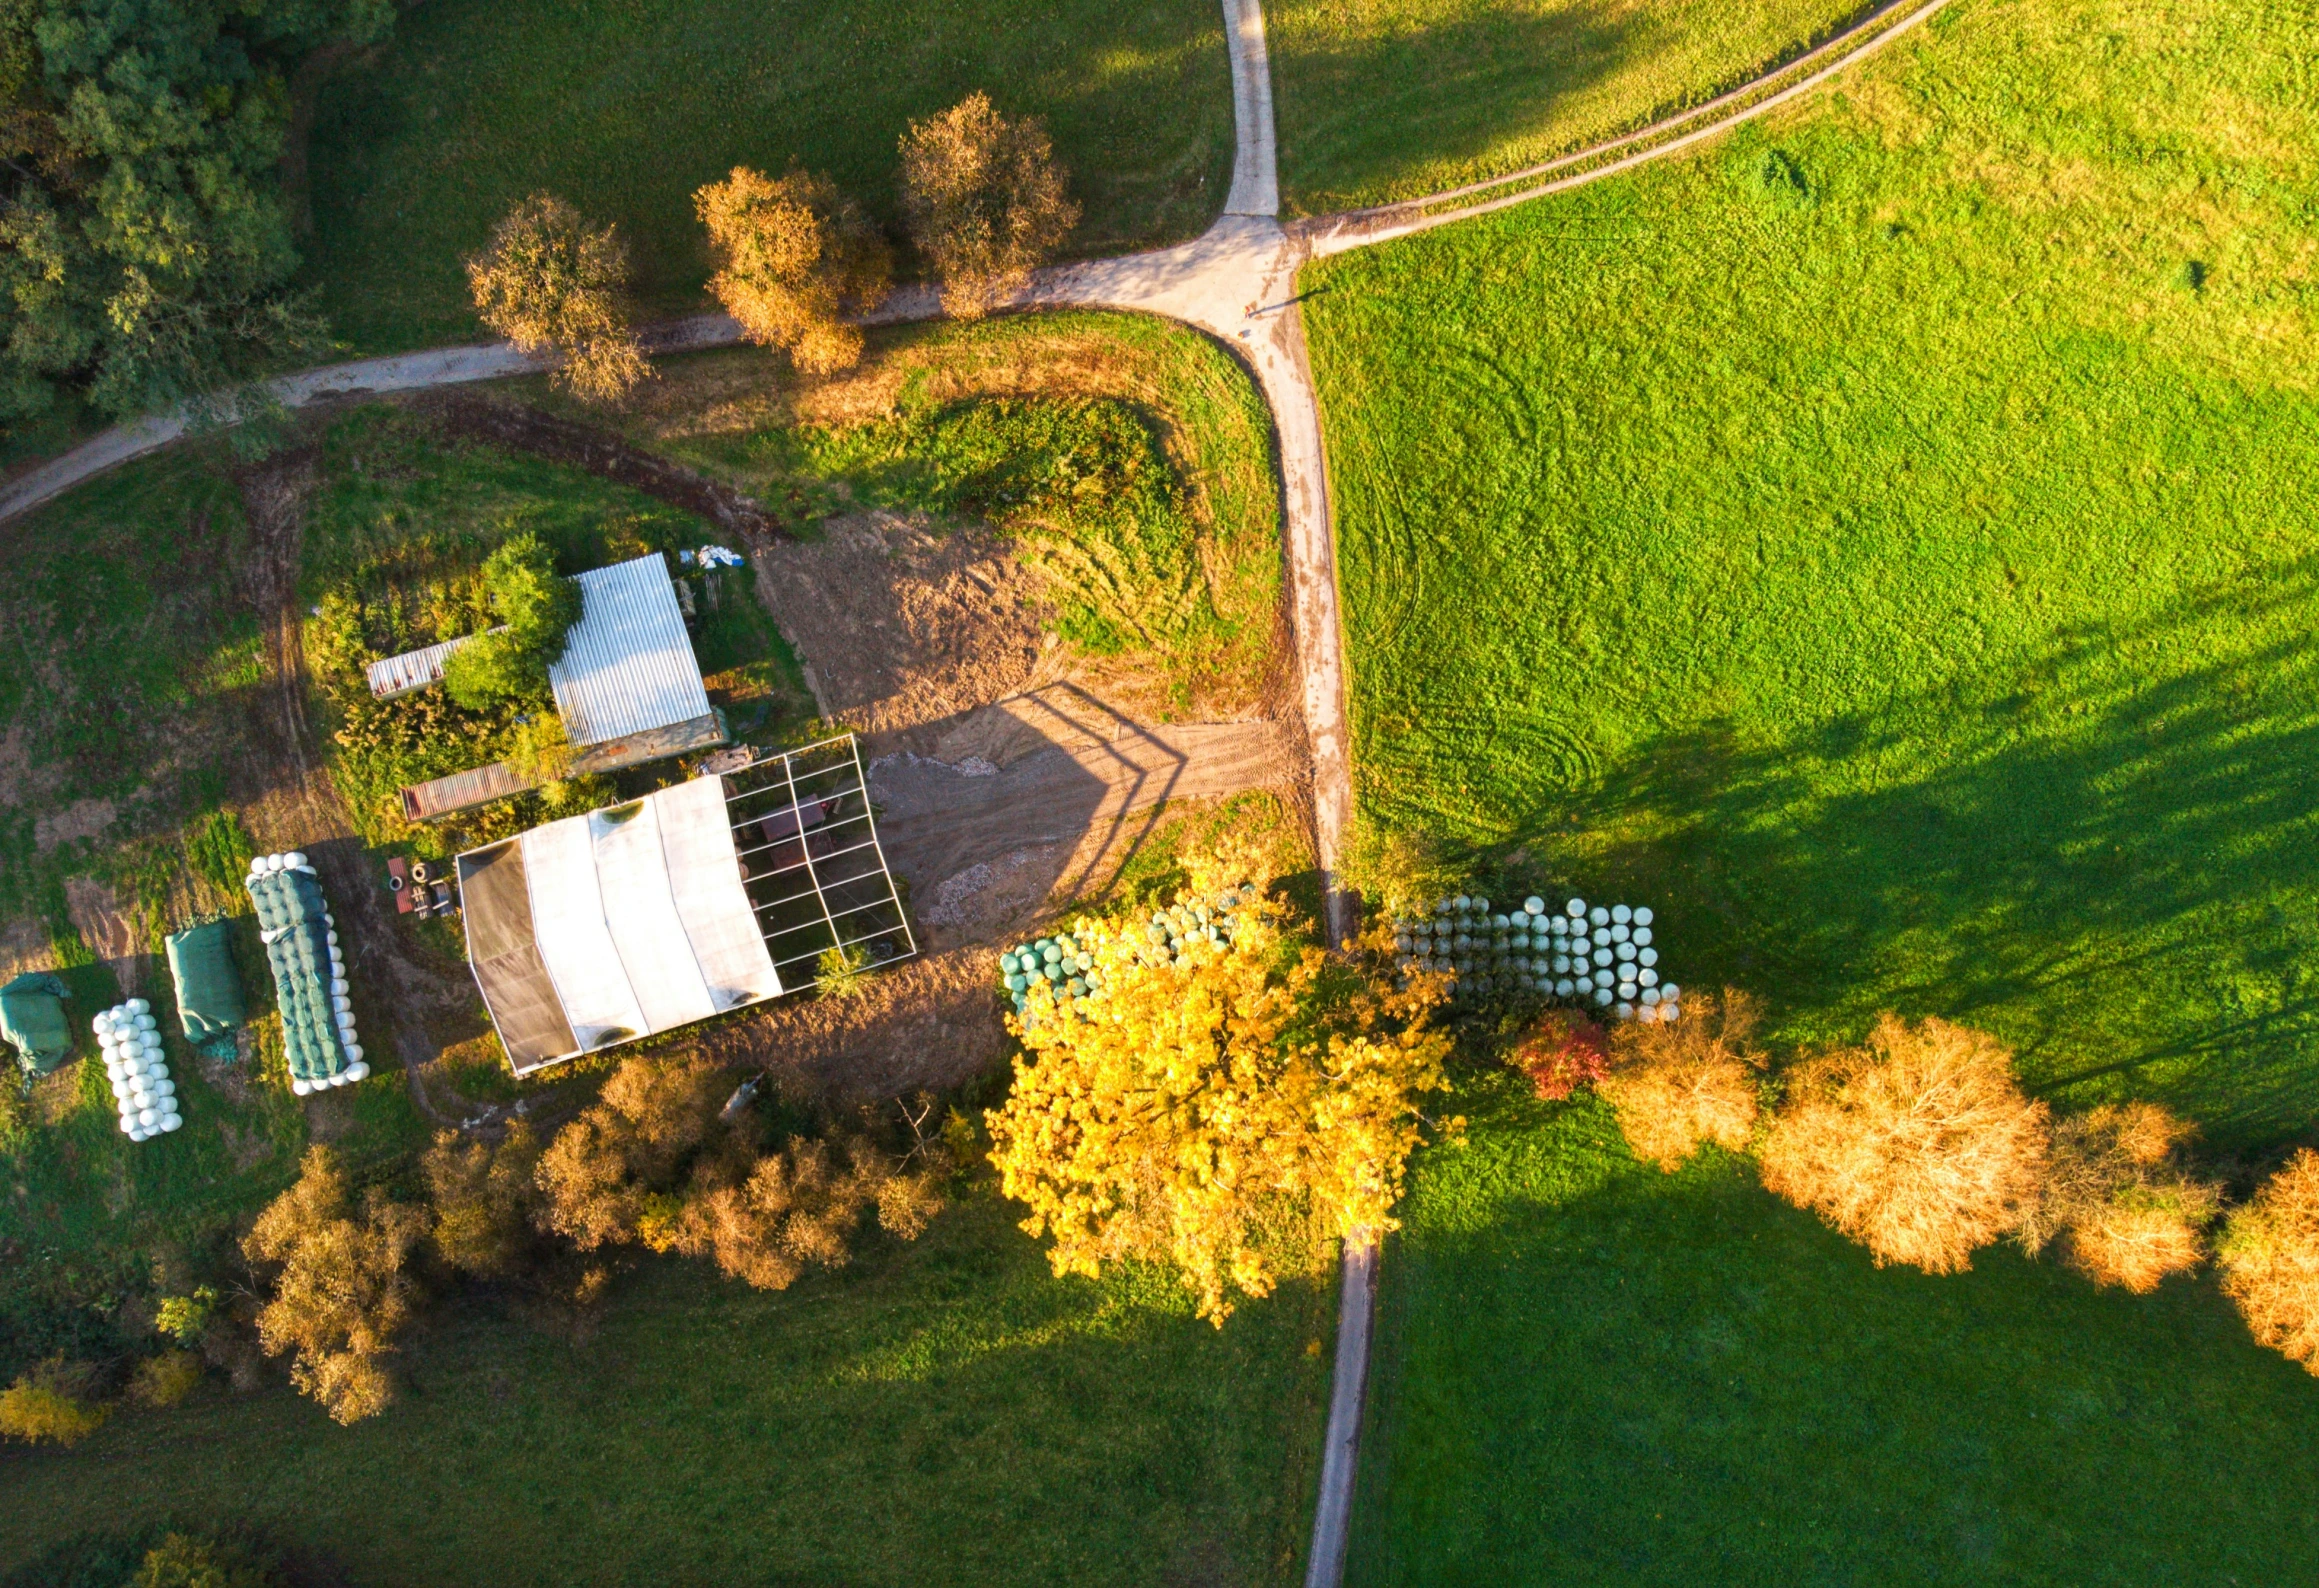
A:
456 734 915 1074
550 553 715 748
396 552 730 822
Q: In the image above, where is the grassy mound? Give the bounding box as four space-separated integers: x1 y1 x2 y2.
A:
1304 0 2319 1141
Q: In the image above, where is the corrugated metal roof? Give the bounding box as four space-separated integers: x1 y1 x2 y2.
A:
366 629 499 698
548 554 711 746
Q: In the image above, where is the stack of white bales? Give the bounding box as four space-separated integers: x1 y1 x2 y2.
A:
1393 893 1682 1022
95 999 180 1140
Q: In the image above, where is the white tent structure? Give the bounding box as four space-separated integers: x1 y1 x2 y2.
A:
457 735 913 1073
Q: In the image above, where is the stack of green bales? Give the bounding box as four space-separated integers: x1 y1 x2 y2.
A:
1393 893 1681 1023
165 919 245 1060
0 972 72 1076
997 884 1256 1019
244 851 369 1095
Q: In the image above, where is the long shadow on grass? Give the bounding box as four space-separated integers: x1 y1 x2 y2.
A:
1552 561 2319 1145
1271 0 1689 210
1349 1078 2319 1587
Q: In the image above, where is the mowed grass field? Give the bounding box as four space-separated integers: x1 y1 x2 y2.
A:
1348 1075 2319 1585
1268 0 1866 213
0 1195 1333 1588
302 0 1235 353
1306 0 2319 1142
1304 0 2319 1573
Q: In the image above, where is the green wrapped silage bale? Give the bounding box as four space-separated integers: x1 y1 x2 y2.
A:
245 853 369 1095
166 919 245 1058
0 972 72 1076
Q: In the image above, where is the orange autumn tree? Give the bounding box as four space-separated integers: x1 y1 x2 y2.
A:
987 848 1455 1324
694 166 890 375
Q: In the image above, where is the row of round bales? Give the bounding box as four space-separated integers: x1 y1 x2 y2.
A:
1395 894 1682 1022
997 885 1257 1017
94 999 179 1140
244 852 369 1095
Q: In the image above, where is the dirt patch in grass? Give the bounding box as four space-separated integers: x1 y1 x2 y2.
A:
32 798 112 853
752 509 1059 732
699 947 1013 1102
61 876 140 994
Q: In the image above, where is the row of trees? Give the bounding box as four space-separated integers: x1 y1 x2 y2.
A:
1578 992 2319 1371
469 92 1076 404
0 1062 956 1433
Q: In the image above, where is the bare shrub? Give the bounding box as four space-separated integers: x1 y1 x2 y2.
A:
466 192 649 402
696 166 889 374
1761 1015 2047 1273
2220 1148 2319 1374
424 1121 545 1280
535 1057 728 1249
1598 989 1764 1170
898 92 1078 318
2020 1102 2219 1292
666 1133 937 1290
242 1147 429 1424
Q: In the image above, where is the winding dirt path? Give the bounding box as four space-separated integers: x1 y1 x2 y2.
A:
0 4 1957 1579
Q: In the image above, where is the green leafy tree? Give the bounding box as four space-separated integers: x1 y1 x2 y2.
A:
441 533 582 710
0 0 394 424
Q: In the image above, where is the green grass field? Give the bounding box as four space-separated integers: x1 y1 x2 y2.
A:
1305 0 2319 1143
0 1194 1332 1588
1347 1073 2319 1584
1302 0 2319 1573
301 0 1235 354
1268 0 1866 213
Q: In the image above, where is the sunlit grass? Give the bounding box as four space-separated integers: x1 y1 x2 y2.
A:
302 0 1235 353
1304 0 2319 1143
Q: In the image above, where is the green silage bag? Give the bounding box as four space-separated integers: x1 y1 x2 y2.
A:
0 972 72 1076
167 919 246 1043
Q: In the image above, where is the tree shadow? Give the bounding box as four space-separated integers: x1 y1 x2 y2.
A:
1542 558 2319 1145
1355 1089 2319 1585
1268 0 1656 211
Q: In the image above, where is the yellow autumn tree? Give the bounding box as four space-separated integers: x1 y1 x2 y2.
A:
695 166 890 374
242 1147 429 1425
987 849 1455 1324
2219 1148 2319 1373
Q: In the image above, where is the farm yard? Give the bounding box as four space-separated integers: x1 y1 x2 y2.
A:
4 0 2318 1581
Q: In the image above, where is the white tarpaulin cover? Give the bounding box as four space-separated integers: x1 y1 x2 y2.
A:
518 777 781 1052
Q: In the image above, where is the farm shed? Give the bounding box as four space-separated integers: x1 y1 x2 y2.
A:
457 735 914 1075
397 553 728 821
